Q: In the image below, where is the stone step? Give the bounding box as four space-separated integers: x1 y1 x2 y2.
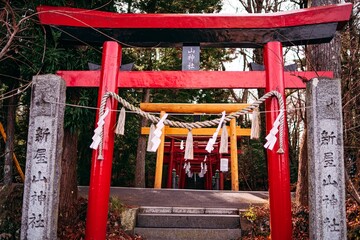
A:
137 213 240 229
134 227 242 240
139 206 239 215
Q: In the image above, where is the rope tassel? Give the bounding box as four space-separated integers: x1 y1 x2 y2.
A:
251 107 260 139
90 107 109 150
206 111 226 153
146 124 156 152
184 130 194 160
219 124 228 153
114 107 126 135
264 110 283 151
180 140 184 150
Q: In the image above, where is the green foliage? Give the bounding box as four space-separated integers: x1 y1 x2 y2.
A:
57 197 139 239
241 205 270 238
242 201 360 239
0 185 23 239
64 90 97 134
239 137 268 191
242 205 257 223
109 196 126 215
105 89 139 186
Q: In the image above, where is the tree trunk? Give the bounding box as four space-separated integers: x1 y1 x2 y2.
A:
341 0 360 197
134 89 150 188
4 82 17 185
345 171 360 205
295 0 342 208
295 125 308 206
58 129 78 225
306 33 342 79
254 49 268 189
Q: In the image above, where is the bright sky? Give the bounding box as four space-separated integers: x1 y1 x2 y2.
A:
220 0 248 71
219 0 301 71
221 0 244 14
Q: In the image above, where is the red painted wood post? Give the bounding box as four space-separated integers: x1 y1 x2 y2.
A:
181 163 186 188
264 41 292 240
85 41 122 240
208 156 213 190
219 172 224 190
179 157 184 189
206 161 211 190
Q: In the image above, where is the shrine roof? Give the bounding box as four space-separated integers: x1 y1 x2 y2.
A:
37 3 352 48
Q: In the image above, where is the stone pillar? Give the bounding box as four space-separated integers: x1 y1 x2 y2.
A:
21 74 66 240
307 78 347 240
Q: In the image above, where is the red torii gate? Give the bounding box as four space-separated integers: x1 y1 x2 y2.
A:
37 3 351 240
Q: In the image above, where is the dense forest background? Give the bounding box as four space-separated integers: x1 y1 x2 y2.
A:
0 0 359 226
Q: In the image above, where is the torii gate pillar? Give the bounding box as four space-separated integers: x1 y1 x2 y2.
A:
85 42 122 239
264 41 292 239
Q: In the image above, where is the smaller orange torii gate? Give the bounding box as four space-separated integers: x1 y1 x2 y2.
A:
140 103 252 191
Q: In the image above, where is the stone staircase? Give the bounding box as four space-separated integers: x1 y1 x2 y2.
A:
134 206 242 240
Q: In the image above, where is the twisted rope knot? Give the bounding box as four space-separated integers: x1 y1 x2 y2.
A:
97 90 285 157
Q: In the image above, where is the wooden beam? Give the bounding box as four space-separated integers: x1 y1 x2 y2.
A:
38 4 352 30
57 70 333 89
230 118 239 191
37 4 352 47
141 126 251 136
166 139 175 188
154 111 166 189
163 146 242 154
140 103 250 113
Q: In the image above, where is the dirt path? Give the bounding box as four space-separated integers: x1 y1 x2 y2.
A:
78 186 268 210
